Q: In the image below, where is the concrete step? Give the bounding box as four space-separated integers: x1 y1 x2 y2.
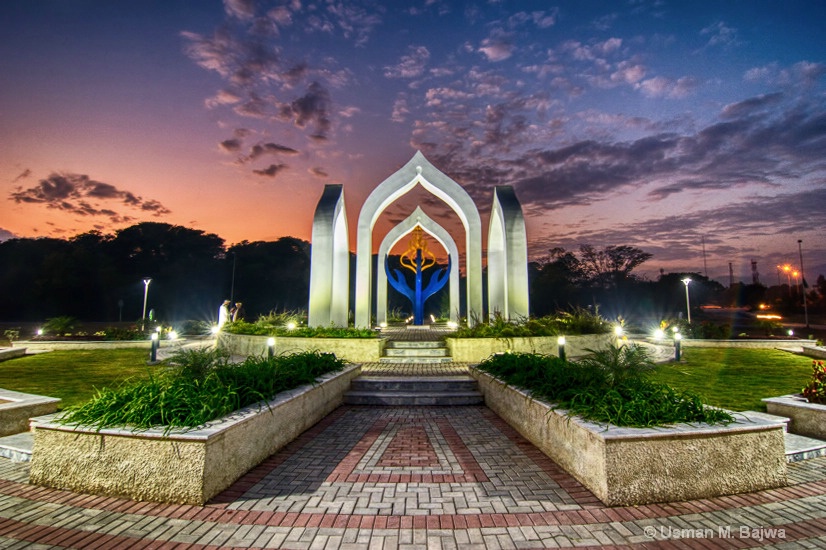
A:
384 348 449 358
350 377 478 392
385 341 446 349
0 432 32 462
785 432 826 463
344 376 483 406
740 410 790 431
344 391 483 406
378 356 454 364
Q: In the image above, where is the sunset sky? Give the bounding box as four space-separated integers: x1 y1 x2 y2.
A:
2 0 825 284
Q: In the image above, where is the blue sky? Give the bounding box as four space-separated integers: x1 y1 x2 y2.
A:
2 0 825 284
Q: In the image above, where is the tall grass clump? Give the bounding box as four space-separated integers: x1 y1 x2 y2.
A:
476 345 734 427
58 348 346 433
454 308 611 338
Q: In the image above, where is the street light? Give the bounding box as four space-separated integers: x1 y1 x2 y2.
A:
681 278 692 325
141 278 152 331
798 240 809 328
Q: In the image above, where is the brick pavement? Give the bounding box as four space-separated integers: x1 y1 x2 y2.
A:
0 405 824 548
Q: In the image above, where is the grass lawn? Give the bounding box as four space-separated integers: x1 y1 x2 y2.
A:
0 349 158 409
648 347 815 412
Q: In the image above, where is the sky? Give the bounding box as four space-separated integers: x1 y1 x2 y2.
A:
2 0 825 286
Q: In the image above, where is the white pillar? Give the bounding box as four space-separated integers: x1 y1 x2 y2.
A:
308 184 349 327
487 186 529 320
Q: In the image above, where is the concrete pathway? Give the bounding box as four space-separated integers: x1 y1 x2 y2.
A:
0 404 824 549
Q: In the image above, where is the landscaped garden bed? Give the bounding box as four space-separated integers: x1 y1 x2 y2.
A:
30 349 358 505
469 348 787 506
0 389 61 437
763 360 826 440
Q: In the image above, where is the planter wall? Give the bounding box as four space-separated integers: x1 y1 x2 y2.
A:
446 333 614 363
30 365 361 505
763 395 826 440
218 332 385 362
15 340 160 351
672 339 817 349
0 389 60 437
470 368 787 506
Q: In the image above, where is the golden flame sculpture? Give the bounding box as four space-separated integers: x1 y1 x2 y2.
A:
399 226 436 273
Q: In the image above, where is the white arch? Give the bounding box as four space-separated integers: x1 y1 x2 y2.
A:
355 151 483 327
487 185 529 320
377 207 460 325
308 184 349 327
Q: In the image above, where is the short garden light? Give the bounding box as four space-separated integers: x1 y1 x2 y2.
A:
36 328 43 336
674 332 682 361
447 321 458 329
286 322 297 331
211 325 220 335
150 332 159 362
654 329 665 340
614 326 623 337
267 337 275 359
168 330 178 340
558 335 566 361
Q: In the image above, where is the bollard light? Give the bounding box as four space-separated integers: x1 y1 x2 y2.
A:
654 329 664 340
674 333 682 361
267 337 275 359
168 330 178 340
150 332 159 362
286 322 297 331
558 336 567 361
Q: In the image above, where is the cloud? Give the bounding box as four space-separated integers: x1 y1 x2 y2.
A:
9 173 171 221
220 138 243 152
637 75 698 99
246 142 299 161
384 46 430 79
223 0 255 21
12 169 31 182
700 21 740 49
310 167 328 178
282 81 332 139
252 164 288 177
0 228 16 242
479 35 515 62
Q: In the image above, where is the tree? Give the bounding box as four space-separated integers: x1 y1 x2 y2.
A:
577 245 653 289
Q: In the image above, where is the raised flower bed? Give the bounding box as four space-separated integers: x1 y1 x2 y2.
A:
763 360 826 440
29 364 361 505
446 333 614 362
470 359 787 506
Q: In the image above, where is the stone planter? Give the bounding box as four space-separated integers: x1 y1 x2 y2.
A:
29 365 361 505
218 332 385 362
446 333 614 363
15 339 160 351
471 368 787 506
763 394 826 440
0 389 60 437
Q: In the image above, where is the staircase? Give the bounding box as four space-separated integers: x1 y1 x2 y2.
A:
344 376 483 406
343 325 483 405
380 340 452 364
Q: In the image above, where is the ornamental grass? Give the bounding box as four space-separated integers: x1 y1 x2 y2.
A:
58 348 346 433
476 345 734 428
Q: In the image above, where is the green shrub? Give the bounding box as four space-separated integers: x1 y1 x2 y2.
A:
476 346 733 427
224 319 377 338
58 349 347 433
454 308 611 338
41 316 79 336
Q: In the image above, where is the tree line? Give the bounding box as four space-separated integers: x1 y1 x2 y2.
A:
0 221 822 324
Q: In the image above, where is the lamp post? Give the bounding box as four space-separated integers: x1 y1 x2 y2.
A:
681 277 692 325
798 240 809 328
141 278 152 331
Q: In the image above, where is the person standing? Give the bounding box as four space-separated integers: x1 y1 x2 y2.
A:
232 302 245 322
218 300 231 329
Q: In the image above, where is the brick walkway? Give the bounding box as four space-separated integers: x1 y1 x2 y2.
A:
0 405 824 549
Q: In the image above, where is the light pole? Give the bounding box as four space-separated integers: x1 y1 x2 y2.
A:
681 277 692 325
798 240 809 328
141 278 152 331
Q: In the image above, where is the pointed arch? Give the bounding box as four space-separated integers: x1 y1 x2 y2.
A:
377 207 460 325
354 151 483 327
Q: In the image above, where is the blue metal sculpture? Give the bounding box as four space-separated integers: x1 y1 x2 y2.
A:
385 227 450 325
